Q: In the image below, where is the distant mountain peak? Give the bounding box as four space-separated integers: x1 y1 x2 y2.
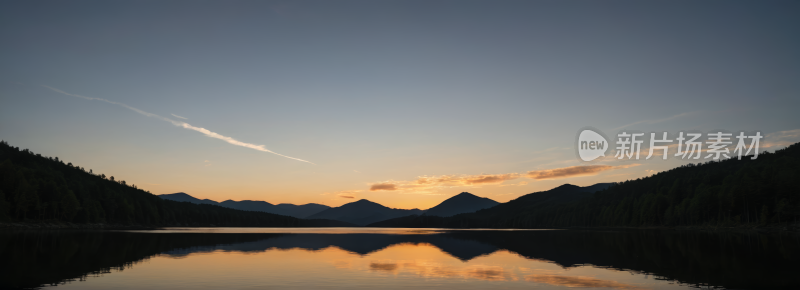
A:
447 192 490 201
352 199 379 205
424 192 499 217
307 199 421 226
159 193 328 218
159 192 220 206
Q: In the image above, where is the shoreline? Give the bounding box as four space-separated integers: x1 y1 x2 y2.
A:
0 221 160 230
560 224 800 234
2 221 799 234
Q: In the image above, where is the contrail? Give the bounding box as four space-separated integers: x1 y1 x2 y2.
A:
43 86 315 165
171 113 188 119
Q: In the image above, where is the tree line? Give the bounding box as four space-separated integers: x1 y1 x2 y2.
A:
0 140 325 226
374 142 800 229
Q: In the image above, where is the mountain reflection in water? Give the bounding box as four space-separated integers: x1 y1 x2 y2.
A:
0 228 797 289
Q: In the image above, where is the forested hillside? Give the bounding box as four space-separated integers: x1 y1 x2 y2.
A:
373 143 800 229
0 141 348 227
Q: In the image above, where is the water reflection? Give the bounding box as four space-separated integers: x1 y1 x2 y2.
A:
525 274 646 290
0 229 797 289
159 233 499 260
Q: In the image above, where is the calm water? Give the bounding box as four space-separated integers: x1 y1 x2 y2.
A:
1 228 798 289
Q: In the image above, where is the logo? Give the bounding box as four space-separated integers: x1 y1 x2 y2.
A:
577 129 608 161
574 128 763 162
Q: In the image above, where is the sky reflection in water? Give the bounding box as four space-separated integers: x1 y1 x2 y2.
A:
1 228 791 289
122 227 557 234
48 242 676 290
38 228 689 290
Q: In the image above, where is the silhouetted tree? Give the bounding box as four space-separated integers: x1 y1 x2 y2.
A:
0 141 308 227
13 179 38 220
375 143 800 229
0 189 10 221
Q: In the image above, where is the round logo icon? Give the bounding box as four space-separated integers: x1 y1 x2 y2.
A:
577 129 608 161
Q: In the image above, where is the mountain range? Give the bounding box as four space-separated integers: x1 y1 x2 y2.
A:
459 183 613 219
306 199 423 226
159 185 613 226
159 192 330 219
6 139 797 230
368 183 612 227
158 191 505 225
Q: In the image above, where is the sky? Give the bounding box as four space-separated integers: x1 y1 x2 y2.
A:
1 0 799 209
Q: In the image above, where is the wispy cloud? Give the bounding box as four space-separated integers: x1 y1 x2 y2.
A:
369 173 521 192
526 164 639 180
322 190 362 199
499 181 528 187
613 111 697 131
171 113 188 119
370 183 398 191
368 166 632 193
43 86 314 164
763 129 800 149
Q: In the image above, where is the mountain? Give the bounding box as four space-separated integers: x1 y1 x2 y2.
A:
160 192 219 205
307 199 423 226
219 199 272 212
461 183 613 219
219 200 330 219
423 192 499 217
6 137 796 230
158 193 330 219
368 183 613 227
501 183 612 208
372 143 800 229
0 141 341 227
274 203 331 219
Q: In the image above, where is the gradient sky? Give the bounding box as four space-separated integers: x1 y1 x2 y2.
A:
2 0 799 209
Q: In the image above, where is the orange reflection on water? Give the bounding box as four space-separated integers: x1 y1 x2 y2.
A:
48 238 680 289
365 259 514 282
526 274 648 290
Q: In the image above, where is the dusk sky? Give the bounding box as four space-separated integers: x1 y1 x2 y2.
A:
2 0 798 209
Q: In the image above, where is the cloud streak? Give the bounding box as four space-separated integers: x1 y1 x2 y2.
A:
336 190 362 199
527 164 639 180
369 173 521 192
369 165 637 193
415 174 521 186
370 183 398 191
171 113 188 119
43 86 314 164
763 129 800 149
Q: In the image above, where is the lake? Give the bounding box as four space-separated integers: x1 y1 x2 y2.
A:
1 228 797 289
